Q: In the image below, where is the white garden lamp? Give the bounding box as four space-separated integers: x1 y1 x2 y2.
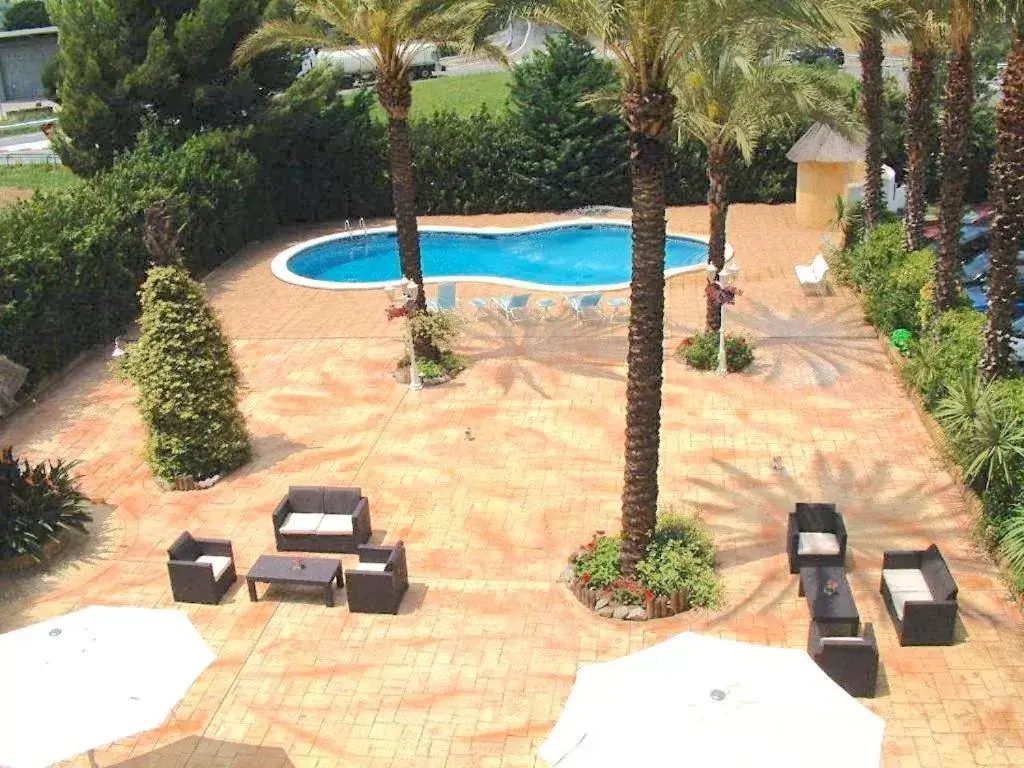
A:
0 606 215 768
387 276 422 391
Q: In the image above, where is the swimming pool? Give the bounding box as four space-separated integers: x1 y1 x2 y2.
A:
272 220 716 291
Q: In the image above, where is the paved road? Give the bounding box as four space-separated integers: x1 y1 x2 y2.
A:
0 130 59 165
441 19 556 76
0 131 47 148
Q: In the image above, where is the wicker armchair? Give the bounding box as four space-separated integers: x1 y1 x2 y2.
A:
167 531 236 605
787 502 848 574
272 486 372 554
807 620 879 698
345 542 409 614
880 545 958 646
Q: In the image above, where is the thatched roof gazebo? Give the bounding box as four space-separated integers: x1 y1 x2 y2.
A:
787 123 866 229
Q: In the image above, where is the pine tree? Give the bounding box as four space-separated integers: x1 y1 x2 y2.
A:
47 0 296 176
509 33 627 211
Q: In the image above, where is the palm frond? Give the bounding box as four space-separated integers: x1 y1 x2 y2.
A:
233 19 335 67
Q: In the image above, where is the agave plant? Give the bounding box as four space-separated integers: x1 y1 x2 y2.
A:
934 370 989 452
963 406 1024 491
998 510 1024 586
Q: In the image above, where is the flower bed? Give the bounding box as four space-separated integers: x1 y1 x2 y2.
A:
678 332 754 372
561 512 722 621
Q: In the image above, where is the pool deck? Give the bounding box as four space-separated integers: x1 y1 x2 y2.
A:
2 204 1024 768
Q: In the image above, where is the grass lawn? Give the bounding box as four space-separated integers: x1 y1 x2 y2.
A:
371 71 512 121
0 165 81 207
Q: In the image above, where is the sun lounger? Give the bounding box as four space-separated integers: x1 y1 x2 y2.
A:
492 294 531 322
427 282 458 314
564 293 603 321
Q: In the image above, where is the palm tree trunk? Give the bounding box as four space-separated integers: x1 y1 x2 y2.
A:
905 41 937 251
860 20 885 230
706 146 728 332
619 89 674 578
387 115 426 311
935 28 974 312
981 37 1024 380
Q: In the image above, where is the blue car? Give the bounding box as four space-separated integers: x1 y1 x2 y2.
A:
961 250 1024 283
965 283 1024 314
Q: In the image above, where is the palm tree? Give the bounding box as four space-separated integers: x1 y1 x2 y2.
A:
903 2 943 250
495 0 858 577
980 6 1024 378
235 0 494 356
934 0 977 311
859 8 887 230
674 33 855 331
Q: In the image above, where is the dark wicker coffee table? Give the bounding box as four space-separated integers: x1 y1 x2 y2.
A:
247 555 343 607
799 565 860 636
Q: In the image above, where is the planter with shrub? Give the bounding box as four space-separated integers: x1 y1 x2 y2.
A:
561 512 722 621
0 447 91 569
678 332 754 372
394 311 466 386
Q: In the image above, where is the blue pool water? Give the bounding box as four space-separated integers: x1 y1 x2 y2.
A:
286 225 709 288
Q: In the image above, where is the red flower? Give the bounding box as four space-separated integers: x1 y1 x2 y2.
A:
585 541 596 551
645 590 655 601
681 338 694 348
581 572 591 584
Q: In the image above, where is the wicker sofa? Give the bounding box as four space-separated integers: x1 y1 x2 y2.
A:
167 531 236 605
880 544 959 646
807 620 879 698
345 542 409 614
787 502 848 574
273 486 372 554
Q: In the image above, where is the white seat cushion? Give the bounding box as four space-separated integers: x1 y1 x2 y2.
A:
883 568 934 619
196 554 232 581
797 532 841 556
279 512 324 535
350 561 388 573
316 514 354 535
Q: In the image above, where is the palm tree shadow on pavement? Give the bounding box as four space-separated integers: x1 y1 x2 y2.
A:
724 299 885 388
111 737 294 767
459 313 628 398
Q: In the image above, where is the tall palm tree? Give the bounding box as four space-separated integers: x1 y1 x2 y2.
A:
903 2 944 250
674 33 855 331
981 6 1024 378
235 0 494 356
494 0 858 577
934 0 977 311
859 8 887 230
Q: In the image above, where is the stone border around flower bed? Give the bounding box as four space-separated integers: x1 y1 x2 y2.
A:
558 565 691 621
393 366 456 387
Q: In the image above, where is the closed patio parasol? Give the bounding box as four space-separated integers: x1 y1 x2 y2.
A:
0 606 215 768
540 632 884 768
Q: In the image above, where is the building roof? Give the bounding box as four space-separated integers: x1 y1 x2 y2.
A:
0 26 58 41
786 123 864 164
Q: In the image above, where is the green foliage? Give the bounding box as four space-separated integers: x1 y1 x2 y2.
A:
410 310 462 355
371 71 513 120
121 266 251 481
572 513 721 608
636 512 721 606
509 33 627 211
0 447 90 562
679 331 754 372
997 509 1024 589
572 534 622 589
866 247 934 335
251 67 389 223
48 0 297 175
842 220 906 292
2 0 48 30
902 310 984 407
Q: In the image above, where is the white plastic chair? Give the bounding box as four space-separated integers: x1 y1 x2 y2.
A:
795 253 830 296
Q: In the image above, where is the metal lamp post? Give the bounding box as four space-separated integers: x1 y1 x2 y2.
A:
387 277 422 392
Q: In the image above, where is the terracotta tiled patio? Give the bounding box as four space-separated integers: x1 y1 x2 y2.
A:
2 204 1023 768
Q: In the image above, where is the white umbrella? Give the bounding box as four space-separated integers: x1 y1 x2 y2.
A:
540 632 884 768
0 606 215 768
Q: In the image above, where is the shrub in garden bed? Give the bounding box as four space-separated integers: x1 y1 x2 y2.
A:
567 512 722 620
396 312 466 384
0 447 90 563
678 332 754 372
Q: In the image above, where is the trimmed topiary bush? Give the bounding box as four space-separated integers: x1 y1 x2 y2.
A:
121 266 251 483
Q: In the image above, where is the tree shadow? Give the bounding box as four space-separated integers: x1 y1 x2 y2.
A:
110 736 294 767
0 502 122 633
459 313 627 399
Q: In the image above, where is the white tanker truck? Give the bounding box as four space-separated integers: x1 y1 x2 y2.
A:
303 44 444 88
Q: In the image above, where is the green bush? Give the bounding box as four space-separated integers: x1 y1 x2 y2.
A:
679 331 755 372
121 266 251 482
902 310 984 406
865 246 934 335
636 513 721 606
842 220 906 293
0 447 90 562
572 534 622 589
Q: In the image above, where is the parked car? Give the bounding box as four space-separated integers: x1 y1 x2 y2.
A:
791 47 845 66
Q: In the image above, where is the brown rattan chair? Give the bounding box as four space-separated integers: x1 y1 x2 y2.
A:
167 531 236 605
345 541 409 614
787 502 848 574
272 486 372 554
880 545 958 646
807 620 879 698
